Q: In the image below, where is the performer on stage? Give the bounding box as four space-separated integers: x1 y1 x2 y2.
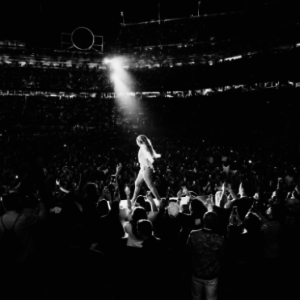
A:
131 135 161 204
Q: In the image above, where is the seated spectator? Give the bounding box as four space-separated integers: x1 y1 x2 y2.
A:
187 211 224 300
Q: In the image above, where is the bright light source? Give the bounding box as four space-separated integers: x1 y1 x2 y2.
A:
110 73 118 82
103 58 111 65
224 55 242 61
108 56 136 102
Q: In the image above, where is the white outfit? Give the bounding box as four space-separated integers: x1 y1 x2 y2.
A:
138 145 154 171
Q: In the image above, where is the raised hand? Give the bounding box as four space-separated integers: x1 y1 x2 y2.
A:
116 163 122 174
221 182 226 193
254 193 259 200
177 189 182 199
124 185 131 198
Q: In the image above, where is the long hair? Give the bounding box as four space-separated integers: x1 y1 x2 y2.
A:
136 135 161 160
130 206 148 239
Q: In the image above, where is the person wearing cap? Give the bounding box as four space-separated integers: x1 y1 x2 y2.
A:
187 211 224 300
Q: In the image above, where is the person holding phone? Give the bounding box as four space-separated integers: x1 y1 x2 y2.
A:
131 135 161 205
225 180 255 222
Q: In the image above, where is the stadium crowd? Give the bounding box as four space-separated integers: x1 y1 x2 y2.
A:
0 63 110 91
2 46 300 92
1 3 300 299
1 88 300 300
1 87 298 141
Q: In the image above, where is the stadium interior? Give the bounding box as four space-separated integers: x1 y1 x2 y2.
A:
1 1 300 300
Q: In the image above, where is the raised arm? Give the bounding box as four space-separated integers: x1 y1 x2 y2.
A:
216 182 228 208
227 183 239 200
125 185 132 211
113 164 122 202
146 192 158 212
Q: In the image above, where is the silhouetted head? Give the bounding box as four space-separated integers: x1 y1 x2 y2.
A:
244 212 261 234
189 199 207 219
130 206 148 238
137 219 153 240
131 206 148 223
135 195 151 212
203 211 218 231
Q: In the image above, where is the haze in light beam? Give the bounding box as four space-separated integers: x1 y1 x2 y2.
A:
108 56 138 112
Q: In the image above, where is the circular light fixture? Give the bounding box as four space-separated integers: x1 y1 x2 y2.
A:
71 27 95 51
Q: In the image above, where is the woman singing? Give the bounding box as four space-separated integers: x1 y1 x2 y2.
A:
131 135 161 204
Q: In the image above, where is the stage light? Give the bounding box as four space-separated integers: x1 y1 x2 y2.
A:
110 73 118 82
103 58 111 65
106 56 142 123
108 56 135 95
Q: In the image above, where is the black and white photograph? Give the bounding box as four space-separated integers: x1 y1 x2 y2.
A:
0 1 299 299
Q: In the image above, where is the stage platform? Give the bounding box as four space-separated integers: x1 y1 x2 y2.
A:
119 195 210 215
